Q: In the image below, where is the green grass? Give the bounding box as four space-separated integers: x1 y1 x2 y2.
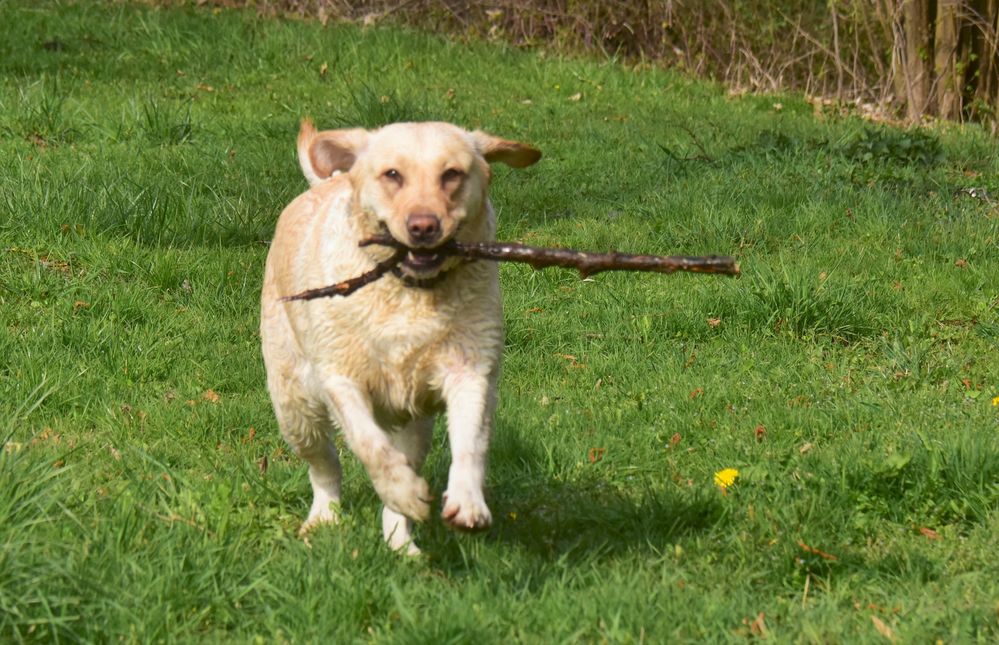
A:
2 1 998 642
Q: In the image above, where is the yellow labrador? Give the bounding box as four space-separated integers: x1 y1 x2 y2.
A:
260 120 540 554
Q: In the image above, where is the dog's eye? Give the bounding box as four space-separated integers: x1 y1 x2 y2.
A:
441 168 465 186
383 169 403 185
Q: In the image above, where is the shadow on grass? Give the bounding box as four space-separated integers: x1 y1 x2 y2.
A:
421 432 726 573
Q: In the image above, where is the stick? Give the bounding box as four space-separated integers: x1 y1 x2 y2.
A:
360 235 741 278
282 236 739 302
280 248 406 302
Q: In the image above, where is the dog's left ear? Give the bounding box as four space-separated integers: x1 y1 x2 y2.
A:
297 119 369 186
472 131 542 168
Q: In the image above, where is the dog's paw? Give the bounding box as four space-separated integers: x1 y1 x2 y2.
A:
298 499 341 537
374 463 432 522
441 487 492 531
382 507 423 556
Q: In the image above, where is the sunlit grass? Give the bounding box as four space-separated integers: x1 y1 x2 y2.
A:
1 1 997 642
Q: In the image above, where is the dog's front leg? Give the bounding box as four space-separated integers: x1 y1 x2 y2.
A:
440 370 495 530
323 375 432 522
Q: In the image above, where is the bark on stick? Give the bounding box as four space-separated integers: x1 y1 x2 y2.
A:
283 236 739 302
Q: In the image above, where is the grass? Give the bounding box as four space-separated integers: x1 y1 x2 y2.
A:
1 1 998 642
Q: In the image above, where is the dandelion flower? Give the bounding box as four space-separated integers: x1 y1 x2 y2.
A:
714 468 739 489
993 396 999 407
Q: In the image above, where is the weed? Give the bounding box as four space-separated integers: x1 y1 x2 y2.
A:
749 263 880 340
843 126 945 167
139 95 195 145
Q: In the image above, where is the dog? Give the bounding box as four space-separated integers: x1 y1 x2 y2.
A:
260 119 540 554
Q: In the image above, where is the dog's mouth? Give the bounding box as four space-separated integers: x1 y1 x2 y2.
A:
401 250 447 275
363 229 460 283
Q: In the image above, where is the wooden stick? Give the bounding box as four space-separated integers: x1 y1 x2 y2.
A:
360 235 741 278
282 236 739 302
280 248 407 302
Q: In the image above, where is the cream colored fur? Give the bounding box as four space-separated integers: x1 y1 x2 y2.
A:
260 119 540 554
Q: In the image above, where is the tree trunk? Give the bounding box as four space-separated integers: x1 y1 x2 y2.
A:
888 0 997 124
902 0 934 119
933 0 962 119
969 0 999 126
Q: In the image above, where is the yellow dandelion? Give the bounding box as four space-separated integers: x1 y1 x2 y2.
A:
714 468 740 489
992 396 999 407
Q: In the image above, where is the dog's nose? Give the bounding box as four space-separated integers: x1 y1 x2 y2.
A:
406 213 442 246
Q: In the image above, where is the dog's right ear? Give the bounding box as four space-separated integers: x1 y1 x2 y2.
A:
297 119 368 186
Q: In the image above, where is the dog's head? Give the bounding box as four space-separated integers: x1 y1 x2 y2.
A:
297 119 540 279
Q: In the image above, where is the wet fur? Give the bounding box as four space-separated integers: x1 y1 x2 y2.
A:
260 120 539 553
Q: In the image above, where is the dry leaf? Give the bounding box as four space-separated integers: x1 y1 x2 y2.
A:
799 442 814 455
258 454 269 476
202 389 220 403
798 540 837 561
954 258 968 268
707 317 721 328
669 432 682 448
749 612 769 638
919 526 942 540
319 62 328 77
568 92 582 101
754 424 766 442
689 387 704 399
870 615 896 642
243 427 256 443
588 447 606 463
556 353 585 368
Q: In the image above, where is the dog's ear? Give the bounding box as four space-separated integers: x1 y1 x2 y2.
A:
297 119 368 186
472 131 542 168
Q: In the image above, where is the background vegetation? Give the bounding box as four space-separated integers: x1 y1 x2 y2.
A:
212 0 999 129
2 0 998 642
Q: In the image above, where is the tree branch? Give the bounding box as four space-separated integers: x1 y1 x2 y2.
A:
282 236 739 302
280 248 407 302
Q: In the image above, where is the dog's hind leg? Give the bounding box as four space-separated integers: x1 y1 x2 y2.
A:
271 398 343 535
262 304 343 535
300 437 343 535
382 416 434 555
323 375 433 522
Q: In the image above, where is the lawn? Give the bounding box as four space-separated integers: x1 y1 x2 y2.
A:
2 1 998 642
